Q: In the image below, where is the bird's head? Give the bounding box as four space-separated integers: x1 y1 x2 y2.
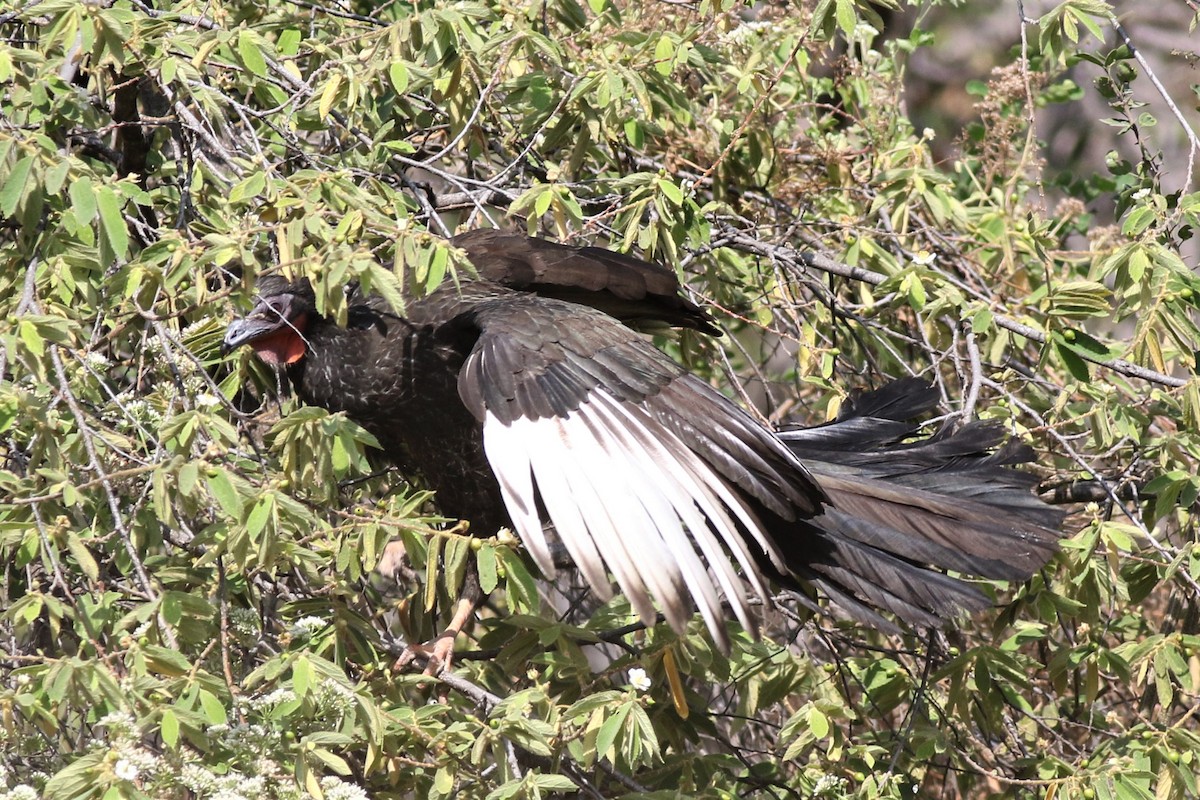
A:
222 278 316 366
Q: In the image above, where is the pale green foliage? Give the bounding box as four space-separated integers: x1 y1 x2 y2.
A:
3 0 1200 798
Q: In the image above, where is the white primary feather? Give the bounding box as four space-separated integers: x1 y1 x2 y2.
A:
558 409 691 628
582 393 744 643
528 415 657 617
482 387 787 641
586 391 768 635
519 420 613 598
482 415 557 577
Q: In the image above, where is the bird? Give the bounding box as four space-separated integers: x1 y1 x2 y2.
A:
223 229 1063 666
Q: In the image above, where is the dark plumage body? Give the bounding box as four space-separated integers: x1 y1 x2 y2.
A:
225 230 1063 647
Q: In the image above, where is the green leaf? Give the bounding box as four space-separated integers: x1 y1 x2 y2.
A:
64 532 99 582
69 175 99 234
178 461 198 496
424 534 443 612
434 766 454 795
246 493 275 538
237 29 268 77
45 159 70 195
293 655 313 697
0 391 17 434
161 708 180 748
808 706 830 739
388 62 410 94
310 747 352 775
199 689 227 725
653 35 675 76
143 645 192 677
0 155 34 217
1048 334 1088 381
835 0 858 37
595 702 631 763
206 468 243 518
497 547 538 613
443 535 470 595
531 774 579 791
96 185 129 259
534 186 554 217
657 177 684 205
318 72 343 118
229 171 266 203
477 544 498 594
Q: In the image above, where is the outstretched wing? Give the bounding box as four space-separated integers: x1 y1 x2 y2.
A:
452 229 721 335
455 293 825 650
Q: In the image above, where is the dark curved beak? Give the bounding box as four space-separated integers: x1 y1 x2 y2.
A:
222 293 296 354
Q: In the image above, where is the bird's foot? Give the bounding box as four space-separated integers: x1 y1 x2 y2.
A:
393 594 476 676
393 629 458 677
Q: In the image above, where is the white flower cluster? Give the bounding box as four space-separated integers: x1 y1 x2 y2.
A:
320 776 369 800
83 350 111 369
721 19 782 45
0 785 39 800
114 759 140 781
181 319 209 338
111 395 165 432
228 607 260 637
111 744 165 785
177 759 316 800
289 616 326 639
98 710 138 740
813 774 848 795
207 721 274 758
312 680 357 727
246 687 297 712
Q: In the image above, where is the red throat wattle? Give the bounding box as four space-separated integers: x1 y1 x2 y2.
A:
251 314 308 365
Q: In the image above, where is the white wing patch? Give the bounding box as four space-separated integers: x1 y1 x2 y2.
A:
482 388 779 648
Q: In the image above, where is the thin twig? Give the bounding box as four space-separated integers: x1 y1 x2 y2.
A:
721 227 1188 388
1109 15 1199 197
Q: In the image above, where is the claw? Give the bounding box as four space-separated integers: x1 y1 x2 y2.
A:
391 595 477 676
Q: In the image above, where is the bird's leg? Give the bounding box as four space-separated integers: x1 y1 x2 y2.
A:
394 568 483 676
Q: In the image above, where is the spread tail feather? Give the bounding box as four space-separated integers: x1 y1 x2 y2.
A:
774 378 1063 627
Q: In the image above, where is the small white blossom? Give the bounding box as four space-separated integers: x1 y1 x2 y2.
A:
911 249 937 266
180 764 219 794
289 615 326 639
852 21 879 40
98 711 137 740
195 393 221 409
229 607 260 636
628 667 651 692
235 775 266 796
182 319 207 337
248 687 296 710
4 786 39 800
116 748 160 779
84 351 110 369
813 774 848 795
114 758 139 781
320 776 369 800
211 790 249 800
1131 187 1151 201
722 19 776 44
